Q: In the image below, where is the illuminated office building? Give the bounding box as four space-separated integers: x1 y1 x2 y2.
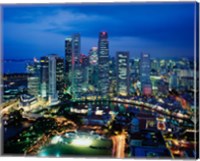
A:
116 51 130 96
151 59 160 75
89 47 98 66
140 53 152 96
72 34 82 98
65 37 73 86
65 34 82 98
40 56 49 99
48 54 58 104
108 57 117 97
98 32 109 97
169 72 178 90
28 76 40 97
130 58 140 82
56 57 65 99
80 54 89 68
80 54 89 85
27 58 41 97
88 47 98 88
177 69 194 90
109 57 116 82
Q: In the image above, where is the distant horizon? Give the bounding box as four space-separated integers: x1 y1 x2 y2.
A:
2 55 195 61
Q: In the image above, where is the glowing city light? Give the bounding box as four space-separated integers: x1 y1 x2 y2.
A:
39 151 48 157
56 153 60 157
111 134 126 158
51 136 63 144
71 137 93 146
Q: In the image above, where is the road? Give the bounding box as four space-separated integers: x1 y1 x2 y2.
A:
0 99 19 115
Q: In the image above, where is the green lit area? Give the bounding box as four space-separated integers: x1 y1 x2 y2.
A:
38 139 112 157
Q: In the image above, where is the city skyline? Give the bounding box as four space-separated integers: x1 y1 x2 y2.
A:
2 2 196 59
1 2 198 159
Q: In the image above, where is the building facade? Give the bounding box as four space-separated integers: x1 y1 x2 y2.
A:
65 37 72 86
98 32 110 98
48 54 58 104
40 56 49 100
27 58 41 97
88 47 99 89
89 47 98 66
28 76 40 97
65 33 82 99
140 53 152 96
56 57 65 100
116 51 130 96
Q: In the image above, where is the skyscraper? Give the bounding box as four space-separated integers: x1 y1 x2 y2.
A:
56 57 64 100
116 51 130 96
80 54 89 84
40 56 49 100
169 72 178 90
80 54 89 68
27 58 41 97
151 59 160 75
72 34 82 98
65 37 72 86
65 33 82 99
89 47 98 66
140 53 152 96
98 32 109 97
88 47 98 89
28 76 40 97
72 34 81 67
109 57 117 97
48 54 58 105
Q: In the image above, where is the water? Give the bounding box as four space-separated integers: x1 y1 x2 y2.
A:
3 121 32 141
3 61 32 74
3 125 24 141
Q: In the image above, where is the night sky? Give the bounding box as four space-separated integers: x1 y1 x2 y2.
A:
2 2 196 59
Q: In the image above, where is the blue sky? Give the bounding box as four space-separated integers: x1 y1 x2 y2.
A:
2 2 196 59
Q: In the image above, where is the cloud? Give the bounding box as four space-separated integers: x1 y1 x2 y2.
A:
3 7 111 36
2 4 195 59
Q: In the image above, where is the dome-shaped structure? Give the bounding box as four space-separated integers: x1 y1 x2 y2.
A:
131 117 140 133
131 117 139 125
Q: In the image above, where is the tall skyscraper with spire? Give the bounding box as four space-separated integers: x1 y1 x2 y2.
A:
98 32 110 97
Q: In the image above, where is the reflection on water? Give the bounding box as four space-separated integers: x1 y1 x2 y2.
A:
3 121 32 141
4 125 23 141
